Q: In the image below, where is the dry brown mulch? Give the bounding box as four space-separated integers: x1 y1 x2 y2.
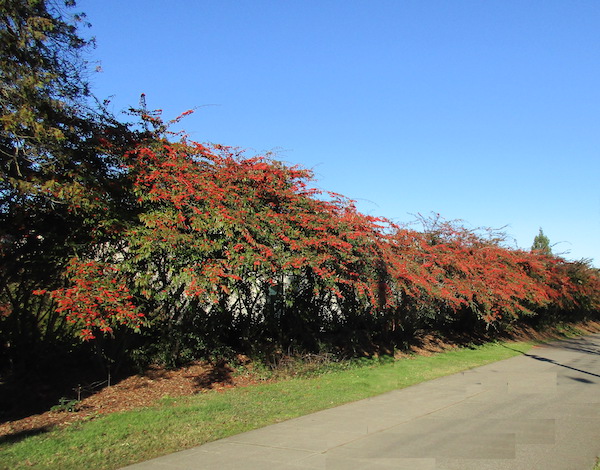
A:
2 320 599 439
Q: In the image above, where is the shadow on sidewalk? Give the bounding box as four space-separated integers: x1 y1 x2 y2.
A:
502 343 600 380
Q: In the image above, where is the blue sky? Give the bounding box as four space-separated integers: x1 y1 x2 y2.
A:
78 0 600 265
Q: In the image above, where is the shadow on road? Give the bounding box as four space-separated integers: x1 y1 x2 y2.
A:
502 343 600 380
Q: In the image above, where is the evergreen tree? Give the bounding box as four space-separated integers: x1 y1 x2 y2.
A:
531 228 552 255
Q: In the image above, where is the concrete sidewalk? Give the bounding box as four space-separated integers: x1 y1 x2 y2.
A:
123 334 600 469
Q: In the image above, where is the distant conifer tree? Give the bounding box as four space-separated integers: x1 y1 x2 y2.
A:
532 228 552 255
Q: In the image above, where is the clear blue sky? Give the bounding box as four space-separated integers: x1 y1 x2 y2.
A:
78 0 600 265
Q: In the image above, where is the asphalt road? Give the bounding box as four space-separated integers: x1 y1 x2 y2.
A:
123 333 600 470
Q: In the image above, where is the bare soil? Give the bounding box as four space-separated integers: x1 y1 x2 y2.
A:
2 321 599 440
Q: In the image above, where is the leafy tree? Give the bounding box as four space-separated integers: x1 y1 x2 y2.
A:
532 228 552 255
94 130 385 358
0 0 134 370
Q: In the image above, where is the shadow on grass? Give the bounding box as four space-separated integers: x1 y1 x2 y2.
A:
0 425 52 446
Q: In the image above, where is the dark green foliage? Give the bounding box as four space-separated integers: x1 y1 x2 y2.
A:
0 0 135 373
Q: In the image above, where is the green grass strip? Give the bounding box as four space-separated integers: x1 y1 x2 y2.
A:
0 341 533 470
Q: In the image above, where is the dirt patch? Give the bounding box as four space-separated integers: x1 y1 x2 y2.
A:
502 320 600 343
404 333 460 356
